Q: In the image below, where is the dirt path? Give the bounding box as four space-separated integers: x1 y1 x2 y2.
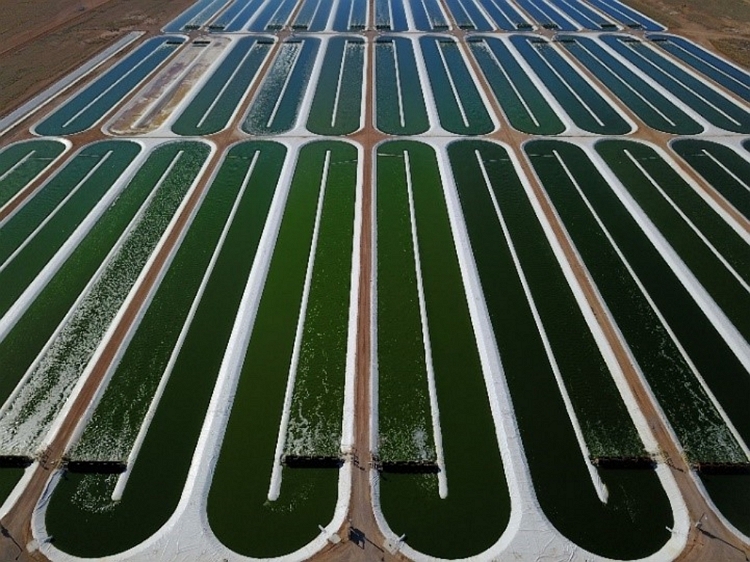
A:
311 13 407 560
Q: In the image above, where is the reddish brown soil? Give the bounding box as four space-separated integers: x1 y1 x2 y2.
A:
0 0 197 119
624 0 750 69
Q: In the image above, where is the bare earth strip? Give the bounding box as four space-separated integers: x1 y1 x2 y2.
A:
0 0 196 123
623 0 750 69
309 14 404 562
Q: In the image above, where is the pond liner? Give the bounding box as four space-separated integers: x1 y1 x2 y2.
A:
694 462 750 475
0 456 32 469
66 461 127 474
282 455 343 469
379 460 440 474
591 456 656 470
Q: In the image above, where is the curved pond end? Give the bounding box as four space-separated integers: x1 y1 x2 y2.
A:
375 140 511 559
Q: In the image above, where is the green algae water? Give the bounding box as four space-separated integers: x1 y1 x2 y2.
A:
596 140 750 345
307 38 364 136
469 37 565 135
672 139 750 223
701 474 750 537
526 140 747 465
0 469 23 509
376 142 435 464
284 142 357 458
451 140 643 460
377 141 511 558
0 142 210 459
208 142 351 557
375 37 430 135
0 141 136 270
0 140 66 210
71 142 284 465
0 141 141 415
456 139 671 559
0 141 139 318
45 142 285 557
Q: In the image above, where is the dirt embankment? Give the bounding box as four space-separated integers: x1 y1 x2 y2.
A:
624 0 750 69
0 0 196 118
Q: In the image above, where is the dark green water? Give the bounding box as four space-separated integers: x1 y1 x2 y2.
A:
672 139 750 223
0 141 141 410
510 35 631 135
526 140 748 465
375 37 430 135
419 36 494 135
701 473 750 537
284 141 357 458
0 140 137 317
451 140 643 459
561 36 703 135
0 469 23 508
597 140 750 348
0 142 210 458
0 140 66 209
456 140 670 559
46 142 286 557
377 141 510 558
469 37 565 135
71 140 255 464
0 141 137 269
208 142 350 557
376 142 435 464
173 37 272 136
243 39 320 135
307 38 364 136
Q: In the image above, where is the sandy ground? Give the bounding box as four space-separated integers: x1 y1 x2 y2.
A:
0 0 197 119
624 0 750 68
